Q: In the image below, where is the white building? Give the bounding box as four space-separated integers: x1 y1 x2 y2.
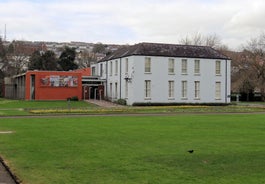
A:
92 43 231 105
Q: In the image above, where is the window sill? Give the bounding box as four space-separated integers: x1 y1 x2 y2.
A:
168 73 175 75
144 72 152 74
168 98 175 100
216 74 222 76
181 97 188 100
181 73 188 75
194 73 200 76
194 98 200 100
144 97 151 100
215 98 222 100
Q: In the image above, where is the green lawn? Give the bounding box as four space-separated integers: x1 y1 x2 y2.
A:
0 114 264 184
0 99 95 115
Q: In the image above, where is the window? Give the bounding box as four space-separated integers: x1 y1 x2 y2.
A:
92 67 96 76
100 63 103 76
216 60 221 75
144 80 151 98
194 60 200 74
168 59 174 74
145 57 151 73
110 83 112 98
181 59 187 74
115 60 118 75
194 81 200 99
215 82 221 99
125 58 129 74
181 81 187 98
168 81 174 98
115 82 118 99
110 61 113 76
125 81 128 98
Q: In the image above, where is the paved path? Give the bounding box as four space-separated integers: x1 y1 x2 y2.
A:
0 159 17 184
86 100 124 108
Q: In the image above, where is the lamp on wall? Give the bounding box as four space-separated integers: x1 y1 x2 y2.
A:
124 75 132 82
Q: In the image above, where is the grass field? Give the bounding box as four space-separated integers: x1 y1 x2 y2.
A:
0 98 265 116
0 114 264 184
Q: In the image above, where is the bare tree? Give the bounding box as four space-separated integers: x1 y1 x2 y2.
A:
179 33 223 49
241 33 265 101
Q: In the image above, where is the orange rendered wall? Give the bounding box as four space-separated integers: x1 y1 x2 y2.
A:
25 71 82 100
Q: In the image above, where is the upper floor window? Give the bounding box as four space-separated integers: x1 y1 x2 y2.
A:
100 63 103 76
145 57 151 73
92 67 96 76
115 60 118 75
216 60 221 75
194 60 200 74
168 58 175 74
110 61 113 76
181 59 187 74
125 58 129 74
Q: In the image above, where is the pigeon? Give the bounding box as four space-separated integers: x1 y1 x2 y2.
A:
188 150 194 153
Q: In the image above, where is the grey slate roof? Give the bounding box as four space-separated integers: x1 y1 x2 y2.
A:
100 42 230 62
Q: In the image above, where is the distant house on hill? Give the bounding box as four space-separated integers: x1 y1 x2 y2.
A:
92 42 231 105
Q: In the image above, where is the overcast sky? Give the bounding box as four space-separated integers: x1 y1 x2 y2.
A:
1 0 265 50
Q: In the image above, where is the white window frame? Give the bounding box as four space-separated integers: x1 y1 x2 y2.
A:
181 59 187 74
181 81 187 99
145 57 151 73
168 81 174 99
144 80 151 99
168 58 175 74
194 60 200 75
215 82 221 100
194 81 200 99
216 60 221 75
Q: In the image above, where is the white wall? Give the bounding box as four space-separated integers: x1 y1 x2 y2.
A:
100 55 231 105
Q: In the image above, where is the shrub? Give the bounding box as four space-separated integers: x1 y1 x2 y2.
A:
67 96 79 101
116 99 127 105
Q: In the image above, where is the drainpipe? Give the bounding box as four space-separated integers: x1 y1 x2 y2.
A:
105 61 106 99
120 58 122 99
225 60 228 103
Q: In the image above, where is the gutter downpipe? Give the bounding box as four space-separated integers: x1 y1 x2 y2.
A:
120 58 122 99
225 59 228 103
105 61 106 99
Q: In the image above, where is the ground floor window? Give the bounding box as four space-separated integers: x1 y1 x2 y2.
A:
110 83 112 98
144 80 151 98
215 82 221 99
194 81 200 99
181 81 187 99
115 82 118 99
125 81 128 98
168 81 174 98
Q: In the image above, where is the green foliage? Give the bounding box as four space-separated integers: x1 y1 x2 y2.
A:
58 47 78 71
28 50 58 71
116 98 127 105
0 114 264 183
66 96 79 101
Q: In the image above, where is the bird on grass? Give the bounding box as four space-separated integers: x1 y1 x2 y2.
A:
187 150 194 153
